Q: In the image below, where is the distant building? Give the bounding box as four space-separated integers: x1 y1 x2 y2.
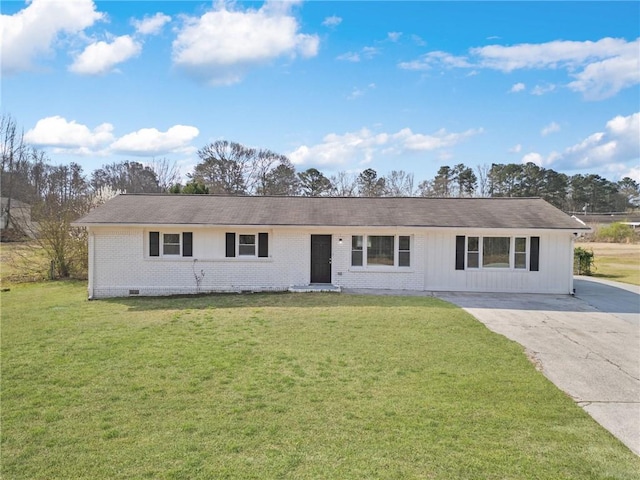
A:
1 197 37 239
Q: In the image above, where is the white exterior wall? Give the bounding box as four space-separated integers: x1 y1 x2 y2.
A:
87 226 576 298
331 230 425 291
424 229 575 294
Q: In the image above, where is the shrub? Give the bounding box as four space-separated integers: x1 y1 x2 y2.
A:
592 222 636 243
574 247 595 275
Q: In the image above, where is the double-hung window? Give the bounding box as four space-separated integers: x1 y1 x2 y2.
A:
351 235 411 268
514 237 527 269
239 235 256 256
352 236 364 266
163 234 181 255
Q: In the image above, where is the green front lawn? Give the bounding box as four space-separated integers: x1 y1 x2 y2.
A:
2 282 638 479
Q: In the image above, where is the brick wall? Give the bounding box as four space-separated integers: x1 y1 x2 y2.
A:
88 226 573 298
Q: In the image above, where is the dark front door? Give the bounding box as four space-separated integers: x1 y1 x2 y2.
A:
310 235 332 283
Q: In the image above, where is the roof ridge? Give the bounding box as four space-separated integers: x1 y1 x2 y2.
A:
117 193 544 200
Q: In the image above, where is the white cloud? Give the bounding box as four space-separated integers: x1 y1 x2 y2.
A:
411 34 426 47
541 121 561 136
337 46 378 63
521 152 545 166
69 35 142 75
24 116 199 157
531 83 557 96
172 2 319 85
25 116 114 149
133 13 171 36
289 126 482 167
1 0 103 74
347 83 376 100
388 32 402 42
509 144 522 153
337 52 361 63
289 128 389 167
322 15 342 27
398 51 472 70
510 82 525 93
620 166 640 183
392 127 483 152
472 37 637 73
110 125 200 156
524 112 639 173
401 37 640 99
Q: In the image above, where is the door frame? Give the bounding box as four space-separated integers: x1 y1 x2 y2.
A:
310 234 332 284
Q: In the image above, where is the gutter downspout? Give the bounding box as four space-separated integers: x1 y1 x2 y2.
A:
569 233 576 295
88 230 95 300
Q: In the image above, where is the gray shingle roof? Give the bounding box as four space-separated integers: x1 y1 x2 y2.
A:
75 194 589 230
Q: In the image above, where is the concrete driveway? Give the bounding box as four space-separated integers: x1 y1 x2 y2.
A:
435 277 640 456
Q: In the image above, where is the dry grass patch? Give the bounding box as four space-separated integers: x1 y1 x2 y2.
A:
578 241 640 285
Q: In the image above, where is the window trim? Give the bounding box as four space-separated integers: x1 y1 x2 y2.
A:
350 234 411 268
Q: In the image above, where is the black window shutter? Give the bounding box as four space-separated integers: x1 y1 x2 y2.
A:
530 236 540 271
150 231 160 257
225 233 236 257
182 232 193 257
258 232 269 258
455 235 465 270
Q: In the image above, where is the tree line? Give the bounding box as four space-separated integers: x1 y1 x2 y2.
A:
175 140 639 213
2 115 639 276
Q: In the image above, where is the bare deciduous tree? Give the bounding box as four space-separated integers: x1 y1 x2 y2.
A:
385 170 415 196
150 157 181 192
475 163 490 197
330 171 358 197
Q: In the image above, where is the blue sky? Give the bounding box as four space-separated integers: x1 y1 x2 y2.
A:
2 0 639 185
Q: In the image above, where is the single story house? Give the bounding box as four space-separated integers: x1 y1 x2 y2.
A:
74 195 590 299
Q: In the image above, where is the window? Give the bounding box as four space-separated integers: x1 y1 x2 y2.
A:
239 234 256 256
458 235 536 270
163 233 180 255
351 235 410 268
482 237 510 268
367 236 394 266
467 236 479 268
225 232 269 258
149 231 193 257
515 237 527 269
352 235 363 266
399 236 410 267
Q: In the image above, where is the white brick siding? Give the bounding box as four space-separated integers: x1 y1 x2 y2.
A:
87 226 575 298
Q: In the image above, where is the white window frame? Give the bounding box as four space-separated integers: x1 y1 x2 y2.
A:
466 236 529 270
238 234 257 257
514 237 528 270
350 234 412 268
162 233 181 256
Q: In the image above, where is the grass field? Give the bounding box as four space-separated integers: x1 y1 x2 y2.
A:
578 241 640 285
2 281 639 479
0 242 51 284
